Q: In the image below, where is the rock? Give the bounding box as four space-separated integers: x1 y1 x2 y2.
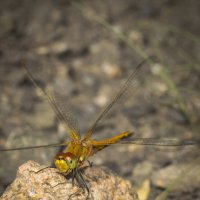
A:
0 161 138 200
151 163 200 192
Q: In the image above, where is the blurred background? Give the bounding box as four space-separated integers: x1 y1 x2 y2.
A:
0 0 200 199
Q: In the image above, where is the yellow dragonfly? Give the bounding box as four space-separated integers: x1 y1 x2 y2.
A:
0 59 198 199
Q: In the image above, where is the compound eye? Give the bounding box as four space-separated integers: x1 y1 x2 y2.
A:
66 156 72 163
58 156 64 160
66 157 76 169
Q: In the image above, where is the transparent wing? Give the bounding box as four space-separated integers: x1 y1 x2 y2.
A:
84 58 149 140
50 92 80 136
0 142 69 151
92 138 199 146
23 64 80 141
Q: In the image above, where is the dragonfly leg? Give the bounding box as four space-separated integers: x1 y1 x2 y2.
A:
68 187 84 200
87 160 93 167
77 170 90 199
52 181 66 188
32 166 52 174
71 169 76 186
68 169 90 200
80 160 93 170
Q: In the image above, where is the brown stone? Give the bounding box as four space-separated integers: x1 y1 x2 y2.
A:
0 161 138 200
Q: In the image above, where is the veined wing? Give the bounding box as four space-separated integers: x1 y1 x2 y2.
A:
23 64 80 141
0 142 69 151
93 138 199 146
84 58 149 140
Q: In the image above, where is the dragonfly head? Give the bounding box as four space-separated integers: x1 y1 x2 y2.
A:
54 152 78 174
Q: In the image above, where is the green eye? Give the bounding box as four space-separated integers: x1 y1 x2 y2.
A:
67 158 77 169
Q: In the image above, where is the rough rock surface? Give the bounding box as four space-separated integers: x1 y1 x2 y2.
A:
0 160 138 200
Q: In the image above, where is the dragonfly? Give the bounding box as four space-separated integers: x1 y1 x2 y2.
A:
0 59 198 199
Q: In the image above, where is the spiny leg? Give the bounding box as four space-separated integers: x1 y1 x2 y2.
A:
71 156 81 187
30 166 52 174
77 170 90 199
68 172 83 200
71 169 76 186
87 160 93 167
68 169 90 200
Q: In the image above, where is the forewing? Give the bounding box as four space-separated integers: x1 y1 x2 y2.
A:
84 58 150 140
0 142 69 151
23 64 80 141
51 92 80 137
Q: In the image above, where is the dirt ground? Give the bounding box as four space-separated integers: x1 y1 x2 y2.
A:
0 0 200 199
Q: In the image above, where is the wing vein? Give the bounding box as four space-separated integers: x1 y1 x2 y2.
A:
84 58 148 140
23 64 80 140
